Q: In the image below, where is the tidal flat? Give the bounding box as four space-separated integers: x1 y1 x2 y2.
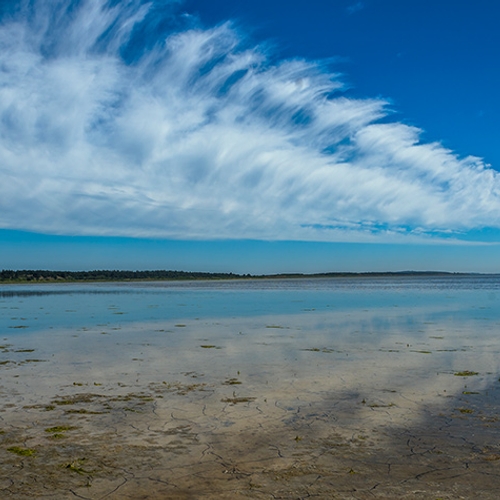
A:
1 276 500 499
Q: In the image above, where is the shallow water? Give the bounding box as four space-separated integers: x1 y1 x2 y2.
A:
1 277 500 498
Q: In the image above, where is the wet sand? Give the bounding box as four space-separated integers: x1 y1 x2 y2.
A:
2 382 500 499
1 316 500 498
1 281 500 498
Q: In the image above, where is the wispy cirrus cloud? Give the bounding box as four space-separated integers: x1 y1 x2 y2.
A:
0 0 499 243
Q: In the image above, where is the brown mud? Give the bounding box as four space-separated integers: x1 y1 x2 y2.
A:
1 366 500 499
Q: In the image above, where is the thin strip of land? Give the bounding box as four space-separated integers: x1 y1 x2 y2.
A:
0 269 484 284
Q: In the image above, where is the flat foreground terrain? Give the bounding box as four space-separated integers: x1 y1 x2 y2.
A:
2 351 499 499
1 279 500 498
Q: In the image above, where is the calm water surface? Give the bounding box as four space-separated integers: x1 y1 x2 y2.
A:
1 275 499 406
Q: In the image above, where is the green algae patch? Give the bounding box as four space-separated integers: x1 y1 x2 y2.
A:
52 393 103 406
368 403 395 408
160 382 206 395
454 371 479 377
7 446 36 456
64 408 107 415
223 378 242 385
49 433 67 439
221 396 256 404
45 425 78 433
109 392 155 403
64 459 91 475
302 347 336 353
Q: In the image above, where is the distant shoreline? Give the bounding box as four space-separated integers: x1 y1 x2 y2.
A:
0 269 494 284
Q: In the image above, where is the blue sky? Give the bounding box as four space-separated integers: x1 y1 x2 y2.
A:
1 0 500 273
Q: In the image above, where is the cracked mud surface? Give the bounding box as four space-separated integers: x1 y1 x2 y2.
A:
1 280 500 498
2 353 500 498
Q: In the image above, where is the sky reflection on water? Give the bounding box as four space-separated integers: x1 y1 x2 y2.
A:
1 277 500 407
1 276 500 334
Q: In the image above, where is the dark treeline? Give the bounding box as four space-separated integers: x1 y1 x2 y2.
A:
0 269 245 282
0 269 466 283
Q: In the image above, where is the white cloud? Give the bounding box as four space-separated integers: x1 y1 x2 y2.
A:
0 0 499 243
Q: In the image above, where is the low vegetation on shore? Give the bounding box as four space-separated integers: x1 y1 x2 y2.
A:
0 269 465 284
